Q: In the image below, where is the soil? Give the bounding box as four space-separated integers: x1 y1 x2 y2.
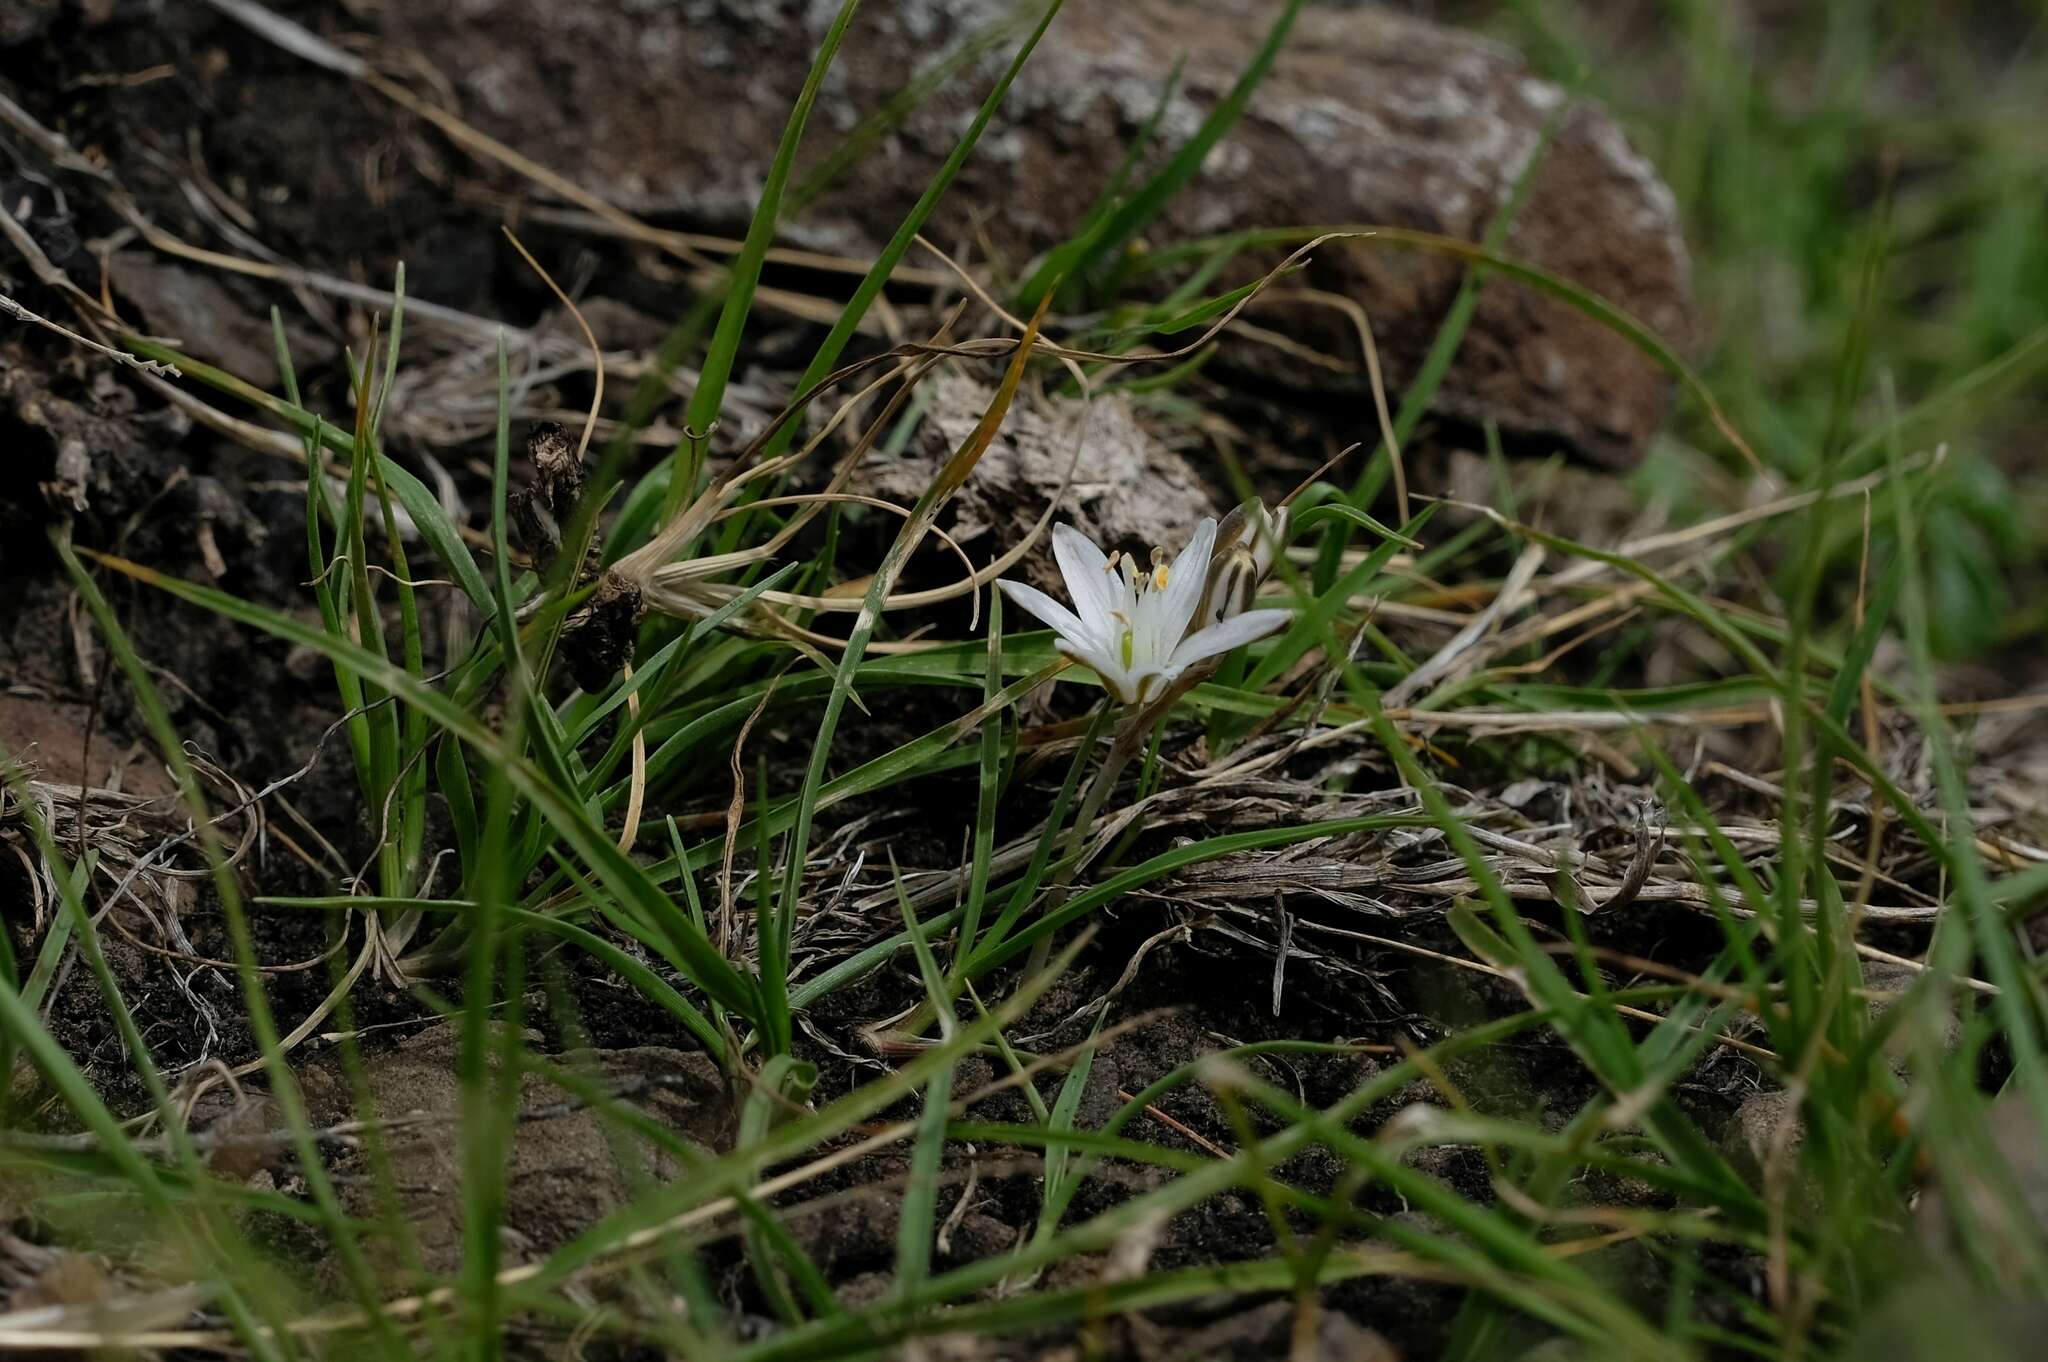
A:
0 3 2040 1359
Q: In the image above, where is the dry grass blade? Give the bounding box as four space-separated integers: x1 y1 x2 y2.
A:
0 292 179 379
500 228 603 464
1383 542 1546 707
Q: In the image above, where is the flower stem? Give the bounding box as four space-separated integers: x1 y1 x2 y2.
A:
1020 669 1208 976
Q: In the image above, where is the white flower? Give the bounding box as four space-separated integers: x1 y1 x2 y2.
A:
997 519 1292 705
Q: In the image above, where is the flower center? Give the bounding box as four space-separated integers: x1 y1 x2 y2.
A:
1108 608 1138 670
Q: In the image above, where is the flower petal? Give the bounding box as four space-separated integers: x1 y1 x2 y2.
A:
1055 639 1139 704
1153 517 1217 654
1129 667 1178 705
1052 523 1119 628
1166 607 1292 669
998 578 1092 647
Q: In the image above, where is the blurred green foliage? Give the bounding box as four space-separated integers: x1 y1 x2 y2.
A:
1483 0 2047 656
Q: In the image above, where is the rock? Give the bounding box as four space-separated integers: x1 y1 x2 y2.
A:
367 0 1690 466
1914 1093 2048 1285
936 1210 1015 1266
1840 1274 2048 1362
108 253 335 390
828 1268 896 1312
1719 1088 1803 1197
1833 1094 2048 1359
1175 1299 1400 1361
788 1182 903 1277
1513 1342 1584 1362
1425 445 1644 542
305 1022 732 1278
1859 959 1963 1077
0 1232 115 1313
187 1088 288 1183
856 372 1216 597
0 694 108 789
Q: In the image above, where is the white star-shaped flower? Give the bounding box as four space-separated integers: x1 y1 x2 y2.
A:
997 518 1292 705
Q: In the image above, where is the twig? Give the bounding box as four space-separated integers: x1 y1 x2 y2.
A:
0 292 180 378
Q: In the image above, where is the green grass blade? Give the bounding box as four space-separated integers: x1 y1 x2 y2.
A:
79 546 763 1022
891 858 956 1299
668 0 862 514
1014 0 1306 308
754 0 1066 469
951 587 1005 981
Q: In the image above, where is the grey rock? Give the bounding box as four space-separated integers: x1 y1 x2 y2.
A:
380 0 1694 466
1514 1343 1584 1362
1840 1275 2046 1362
856 371 1217 597
1720 1087 1804 1197
305 1022 731 1277
108 253 335 390
1176 1298 1400 1361
1915 1093 2048 1285
1860 959 1964 1077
